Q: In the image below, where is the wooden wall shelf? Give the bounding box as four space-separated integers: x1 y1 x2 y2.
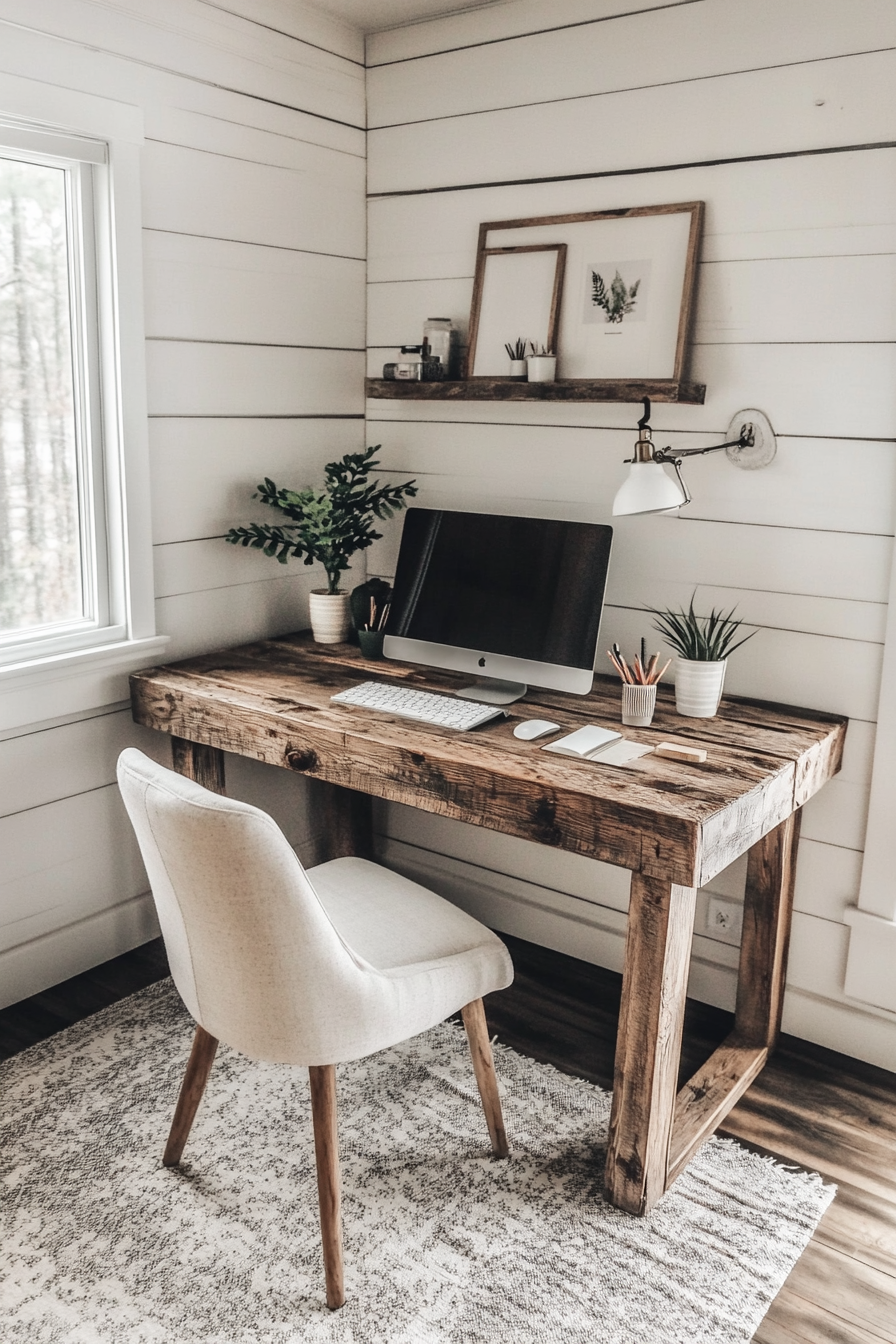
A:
366 378 706 404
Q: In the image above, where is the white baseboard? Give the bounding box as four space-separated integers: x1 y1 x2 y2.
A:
782 986 896 1073
0 891 160 1010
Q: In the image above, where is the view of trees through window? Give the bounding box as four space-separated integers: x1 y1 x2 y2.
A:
0 155 84 636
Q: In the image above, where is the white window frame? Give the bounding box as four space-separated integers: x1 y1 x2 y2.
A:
0 75 167 731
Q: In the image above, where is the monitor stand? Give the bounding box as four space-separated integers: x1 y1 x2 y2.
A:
456 678 527 706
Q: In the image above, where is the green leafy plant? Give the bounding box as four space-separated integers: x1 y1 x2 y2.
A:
646 594 756 662
591 269 641 323
225 446 417 595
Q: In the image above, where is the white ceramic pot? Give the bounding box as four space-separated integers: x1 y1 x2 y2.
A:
309 590 351 644
526 354 557 383
509 359 527 379
674 658 727 718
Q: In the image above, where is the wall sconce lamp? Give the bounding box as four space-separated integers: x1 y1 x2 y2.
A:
612 398 777 516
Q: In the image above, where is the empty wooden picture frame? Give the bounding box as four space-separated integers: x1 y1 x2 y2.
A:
473 203 703 381
467 244 567 377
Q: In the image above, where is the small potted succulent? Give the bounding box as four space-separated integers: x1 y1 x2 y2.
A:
226 446 416 644
646 594 755 717
526 342 556 383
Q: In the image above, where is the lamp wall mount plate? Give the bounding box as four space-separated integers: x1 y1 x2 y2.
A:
724 409 776 470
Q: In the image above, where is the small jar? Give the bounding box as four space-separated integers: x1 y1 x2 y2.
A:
423 319 458 379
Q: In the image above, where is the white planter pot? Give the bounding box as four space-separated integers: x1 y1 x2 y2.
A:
309 590 351 644
526 355 557 383
674 658 727 718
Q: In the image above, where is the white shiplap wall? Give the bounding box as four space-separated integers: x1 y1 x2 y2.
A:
0 0 367 1007
364 0 896 1069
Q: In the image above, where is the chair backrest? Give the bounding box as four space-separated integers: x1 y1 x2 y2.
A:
117 748 378 1065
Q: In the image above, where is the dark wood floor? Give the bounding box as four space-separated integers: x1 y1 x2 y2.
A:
2 933 894 1343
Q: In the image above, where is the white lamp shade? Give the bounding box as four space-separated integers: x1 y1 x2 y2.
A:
612 461 687 516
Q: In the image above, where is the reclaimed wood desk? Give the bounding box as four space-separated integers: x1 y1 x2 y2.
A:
130 634 846 1216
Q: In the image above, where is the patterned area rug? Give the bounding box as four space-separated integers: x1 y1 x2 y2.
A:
1 980 833 1344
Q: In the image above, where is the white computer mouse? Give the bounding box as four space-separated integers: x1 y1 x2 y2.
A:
513 719 561 741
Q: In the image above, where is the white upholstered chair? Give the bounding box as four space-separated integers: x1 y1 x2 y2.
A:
116 747 513 1309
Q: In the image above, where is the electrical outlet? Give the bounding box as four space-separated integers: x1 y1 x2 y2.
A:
707 895 743 943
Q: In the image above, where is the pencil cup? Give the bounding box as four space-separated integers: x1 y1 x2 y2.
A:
358 629 385 660
621 682 657 727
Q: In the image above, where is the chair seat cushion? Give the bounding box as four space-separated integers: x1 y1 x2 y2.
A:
307 856 506 973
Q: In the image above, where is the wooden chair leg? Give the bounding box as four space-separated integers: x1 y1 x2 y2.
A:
309 1064 345 1311
461 998 509 1158
163 1024 219 1167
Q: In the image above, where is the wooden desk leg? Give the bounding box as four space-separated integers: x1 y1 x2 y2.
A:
172 738 225 794
304 779 374 864
735 809 801 1051
604 873 697 1215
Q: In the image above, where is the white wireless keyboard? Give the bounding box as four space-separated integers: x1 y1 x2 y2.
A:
331 681 505 731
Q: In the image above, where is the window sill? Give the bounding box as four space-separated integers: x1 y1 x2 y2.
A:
0 635 170 733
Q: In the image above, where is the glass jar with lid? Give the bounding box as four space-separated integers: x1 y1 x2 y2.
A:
422 318 459 379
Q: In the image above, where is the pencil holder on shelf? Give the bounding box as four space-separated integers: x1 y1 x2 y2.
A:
621 682 657 727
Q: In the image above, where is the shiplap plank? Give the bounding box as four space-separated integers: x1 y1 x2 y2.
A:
147 104 365 168
0 787 147 954
801 779 871 855
695 255 896 344
147 418 366 546
143 232 365 347
141 141 366 258
362 423 896 536
146 343 363 417
156 572 315 661
368 465 893 608
367 277 473 346
0 710 168 820
368 148 896 282
609 518 892 607
784 908 848 1005
368 0 896 128
605 607 881 720
0 17 364 156
368 49 896 194
370 253 896 348
206 0 364 64
368 0 705 66
0 0 365 128
153 538 367 601
793 841 863 924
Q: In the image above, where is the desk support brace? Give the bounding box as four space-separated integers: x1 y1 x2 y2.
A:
172 738 225 794
606 811 802 1215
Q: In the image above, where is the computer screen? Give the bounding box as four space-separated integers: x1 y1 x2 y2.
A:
383 508 613 702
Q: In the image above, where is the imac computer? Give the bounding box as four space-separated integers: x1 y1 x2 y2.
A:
383 508 613 704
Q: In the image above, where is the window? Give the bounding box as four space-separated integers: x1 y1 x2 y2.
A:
0 131 116 661
0 86 165 732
